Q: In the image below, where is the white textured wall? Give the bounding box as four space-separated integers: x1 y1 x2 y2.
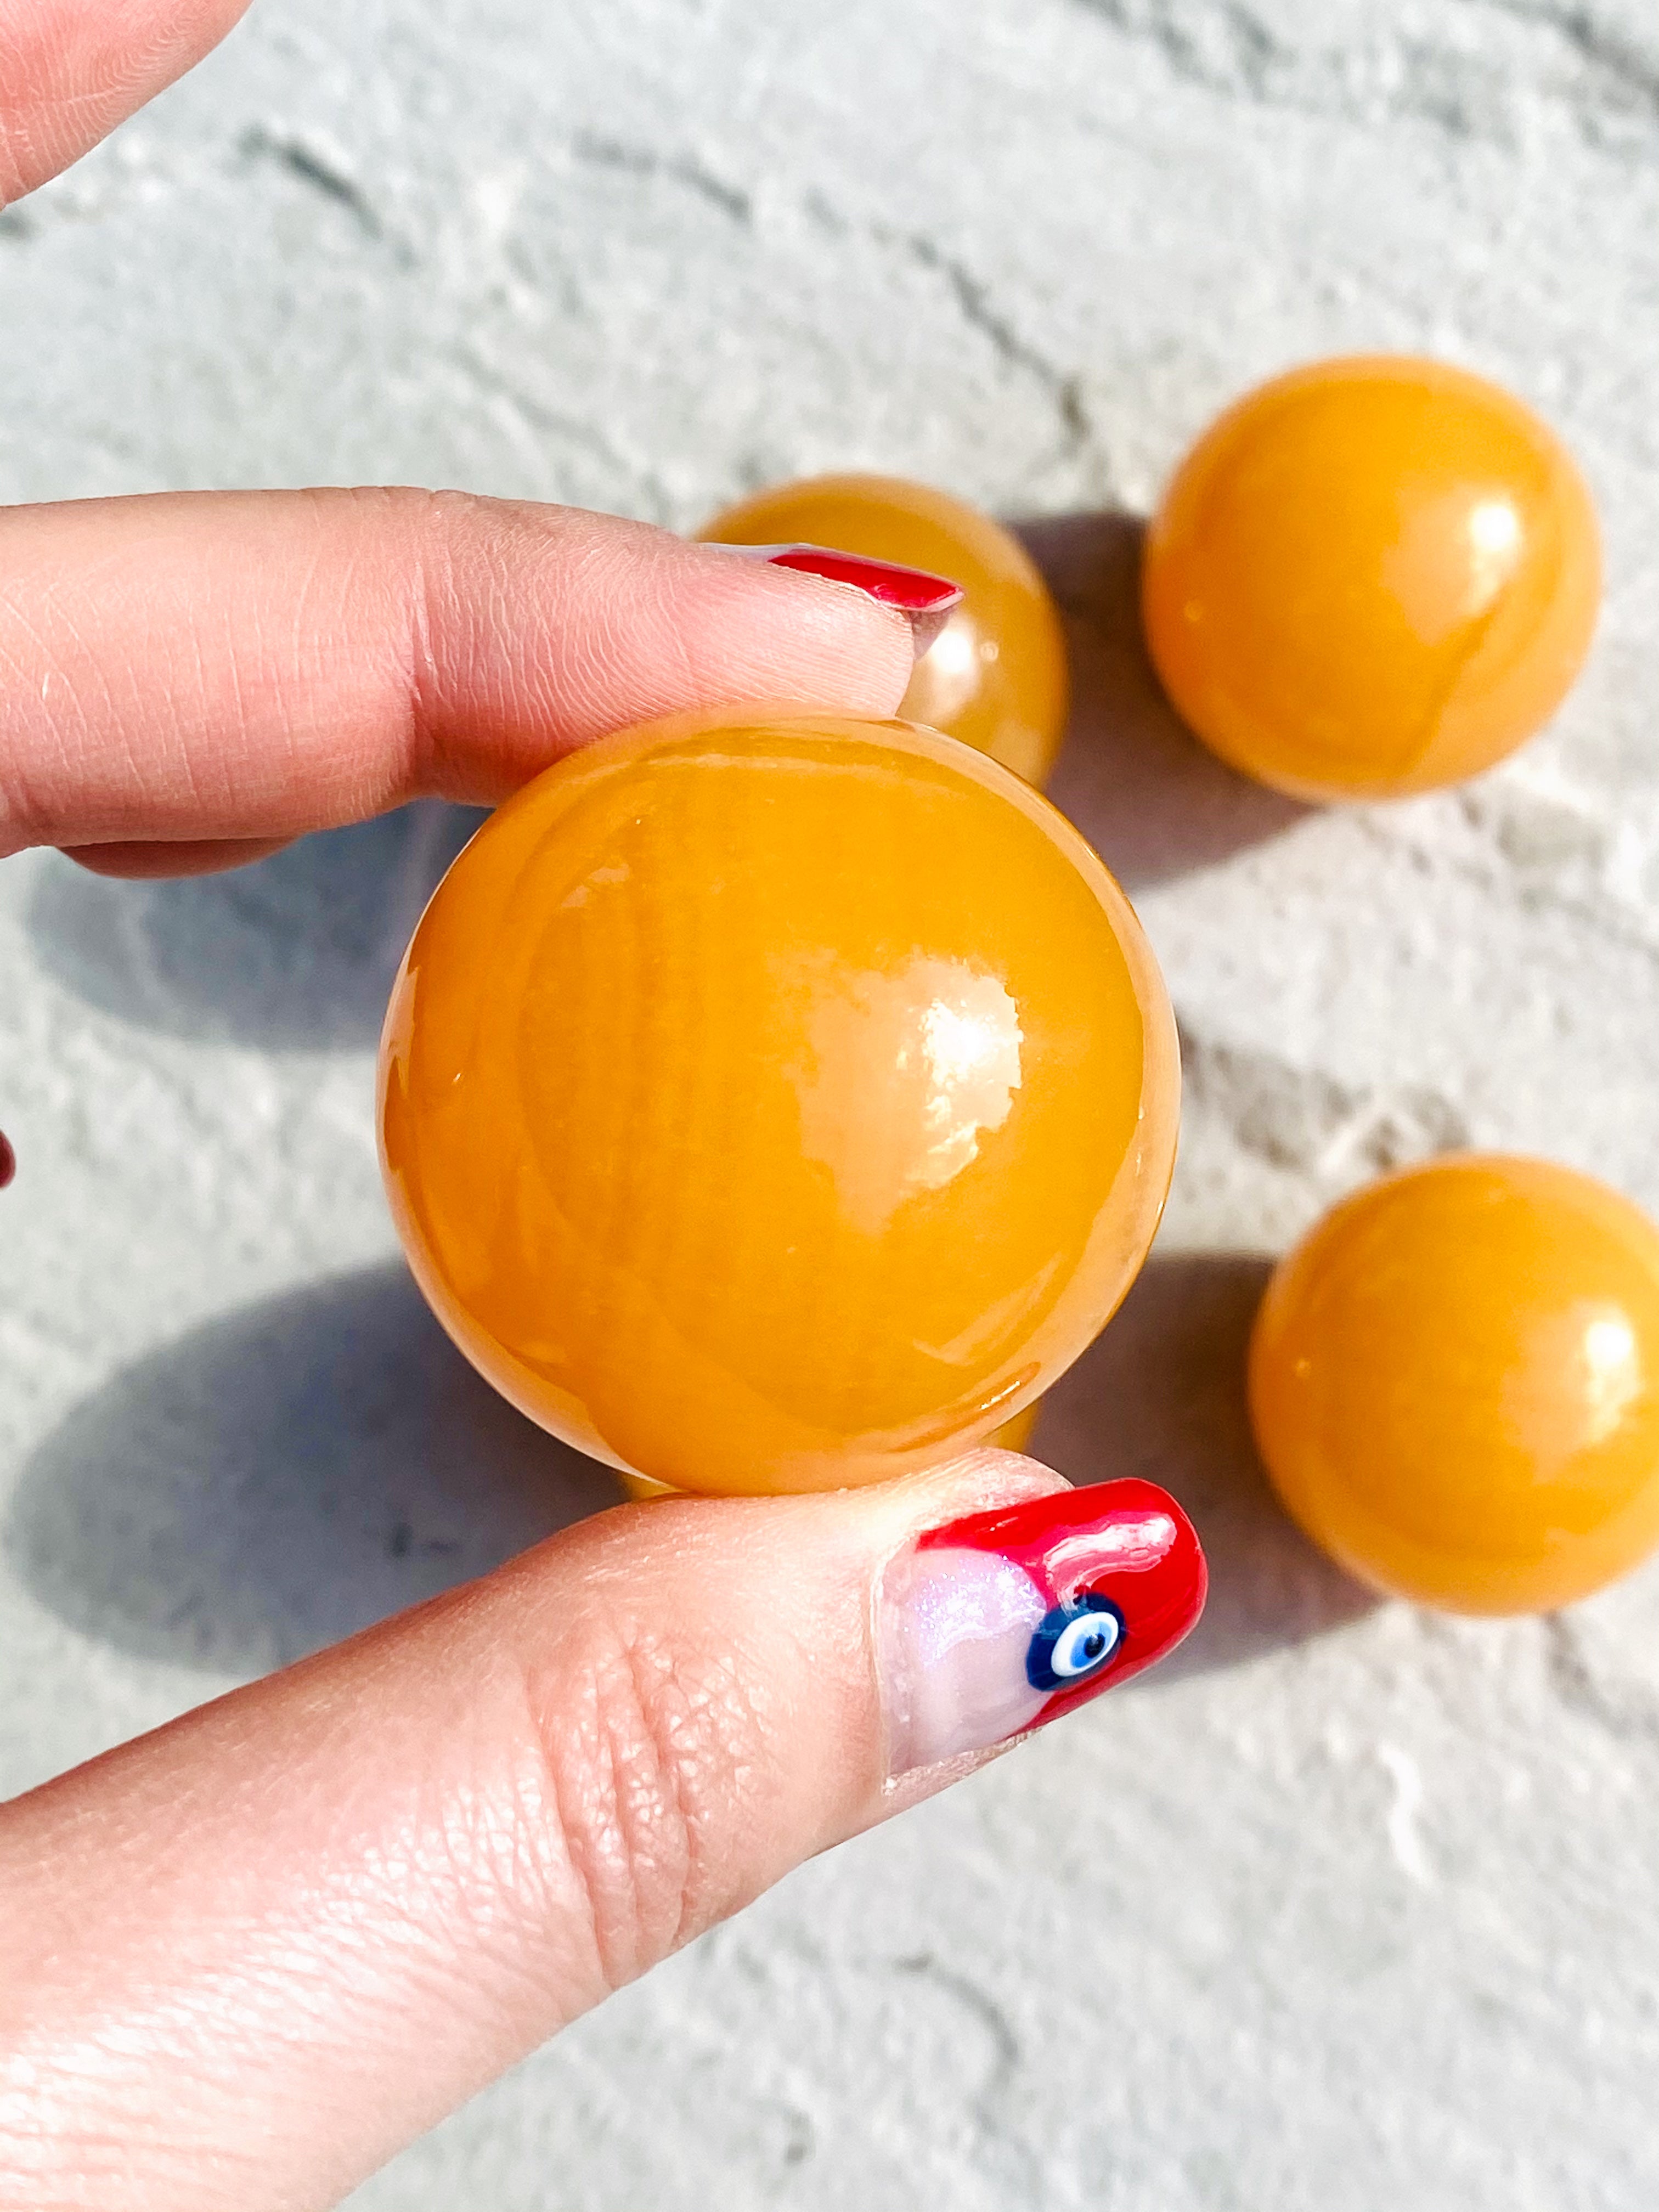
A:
3 3 1658 2205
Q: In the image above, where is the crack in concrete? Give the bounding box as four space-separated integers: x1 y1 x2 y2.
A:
894 1951 1023 2088
888 230 1101 466
797 187 1101 462
1066 0 1659 147
902 236 1088 427
570 132 753 223
1071 0 1284 100
889 1952 1045 2201
240 125 383 239
1474 0 1659 119
1543 1615 1659 1744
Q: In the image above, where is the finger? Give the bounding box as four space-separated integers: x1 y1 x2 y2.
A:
0 489 922 863
0 1457 1203 2211
0 1 253 204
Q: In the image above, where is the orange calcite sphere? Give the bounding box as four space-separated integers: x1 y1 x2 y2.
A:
1250 1155 1659 1615
380 710 1177 1496
701 473 1069 786
1143 357 1601 801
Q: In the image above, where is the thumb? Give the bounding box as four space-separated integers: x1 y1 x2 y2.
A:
0 1453 1203 2212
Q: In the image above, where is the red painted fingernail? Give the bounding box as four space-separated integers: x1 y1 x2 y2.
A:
712 540 964 615
878 1478 1206 1776
0 1130 14 1189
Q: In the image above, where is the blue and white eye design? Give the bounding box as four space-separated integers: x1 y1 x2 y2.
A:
1025 1592 1126 1692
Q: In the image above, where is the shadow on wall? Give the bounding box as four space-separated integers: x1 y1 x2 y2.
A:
1015 510 1310 890
1028 1250 1376 1679
26 800 486 1048
5 1263 622 1676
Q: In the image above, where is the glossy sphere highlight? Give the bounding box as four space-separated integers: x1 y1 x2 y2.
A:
702 474 1069 785
381 710 1177 1496
1250 1156 1659 1614
1143 357 1601 801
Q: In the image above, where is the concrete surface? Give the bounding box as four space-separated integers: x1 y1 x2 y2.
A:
4 2 1659 2205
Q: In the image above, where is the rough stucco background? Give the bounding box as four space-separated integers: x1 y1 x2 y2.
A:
2 1 1657 2204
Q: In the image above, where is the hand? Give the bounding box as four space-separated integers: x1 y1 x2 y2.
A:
0 10 1205 2208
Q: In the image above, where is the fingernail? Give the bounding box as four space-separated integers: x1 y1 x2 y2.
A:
0 1130 14 1190
877 1479 1206 1778
707 541 964 654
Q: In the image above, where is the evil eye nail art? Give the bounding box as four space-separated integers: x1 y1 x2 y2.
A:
1027 1594 1126 1691
879 1477 1206 1777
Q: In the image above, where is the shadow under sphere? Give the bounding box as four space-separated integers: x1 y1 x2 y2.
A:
7 1264 621 1676
1030 1251 1375 1679
1015 510 1310 890
27 801 487 1048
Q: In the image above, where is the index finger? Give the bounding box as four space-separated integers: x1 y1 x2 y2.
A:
1 0 253 204
0 488 921 861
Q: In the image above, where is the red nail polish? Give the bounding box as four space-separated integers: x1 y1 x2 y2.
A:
924 1478 1206 1700
880 1479 1206 1774
0 1130 14 1190
727 542 965 615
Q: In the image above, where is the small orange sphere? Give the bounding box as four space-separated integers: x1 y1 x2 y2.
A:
1250 1155 1659 1615
380 709 1177 1495
701 473 1069 786
1143 357 1601 801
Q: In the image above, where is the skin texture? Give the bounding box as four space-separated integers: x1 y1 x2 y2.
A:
1249 1155 1659 1613
0 1454 1076 2211
0 11 1204 2204
380 712 1178 1493
702 473 1070 786
0 0 254 203
1142 356 1601 801
0 489 918 873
